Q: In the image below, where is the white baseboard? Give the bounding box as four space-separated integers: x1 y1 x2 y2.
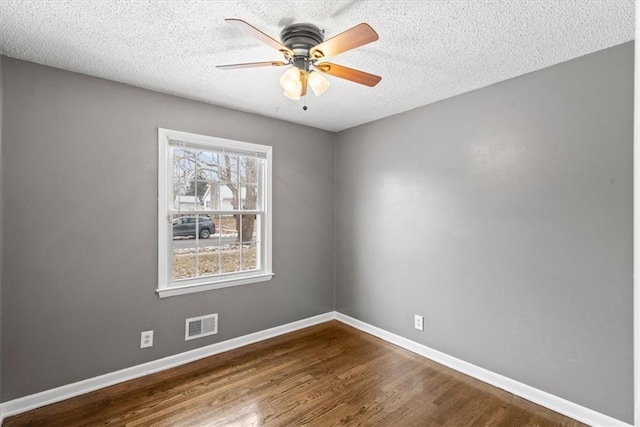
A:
0 311 336 420
1 311 630 427
335 312 630 427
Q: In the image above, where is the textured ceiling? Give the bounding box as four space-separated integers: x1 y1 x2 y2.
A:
0 1 634 132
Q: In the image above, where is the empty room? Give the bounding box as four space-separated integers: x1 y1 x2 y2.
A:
0 1 635 426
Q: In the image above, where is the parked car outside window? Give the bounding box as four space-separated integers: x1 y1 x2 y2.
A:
172 216 215 239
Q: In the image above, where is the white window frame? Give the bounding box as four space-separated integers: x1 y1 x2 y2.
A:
157 128 273 298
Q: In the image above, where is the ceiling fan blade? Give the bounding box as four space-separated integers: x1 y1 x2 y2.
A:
310 23 378 59
216 61 287 70
225 18 294 58
315 62 381 87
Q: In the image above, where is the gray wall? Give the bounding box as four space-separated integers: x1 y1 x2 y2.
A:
335 42 633 423
1 58 335 400
0 54 3 405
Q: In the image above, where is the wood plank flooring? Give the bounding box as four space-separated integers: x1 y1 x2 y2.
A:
4 321 585 426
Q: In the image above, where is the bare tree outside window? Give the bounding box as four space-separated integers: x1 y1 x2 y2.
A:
221 155 258 244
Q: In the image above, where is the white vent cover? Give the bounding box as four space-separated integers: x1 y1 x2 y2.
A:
185 313 218 341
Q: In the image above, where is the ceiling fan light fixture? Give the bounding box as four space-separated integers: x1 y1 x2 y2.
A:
280 66 302 96
283 88 301 100
308 71 329 96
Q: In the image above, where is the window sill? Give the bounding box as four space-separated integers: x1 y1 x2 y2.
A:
157 273 274 298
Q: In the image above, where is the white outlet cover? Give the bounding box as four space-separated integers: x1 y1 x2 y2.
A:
141 330 154 348
414 315 424 331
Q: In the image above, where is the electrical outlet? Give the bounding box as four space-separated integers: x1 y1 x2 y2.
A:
141 330 154 348
414 315 424 331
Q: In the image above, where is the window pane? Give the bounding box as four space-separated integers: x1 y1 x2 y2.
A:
219 184 239 210
172 146 194 182
193 151 216 209
197 248 220 276
220 155 239 184
193 214 215 241
171 214 216 281
218 213 240 274
172 147 195 211
218 214 238 240
242 243 257 271
221 244 241 273
192 180 207 208
203 182 219 210
240 157 259 184
173 253 196 281
239 214 257 243
172 146 206 212
240 213 260 271
197 151 220 182
171 212 197 280
241 185 258 210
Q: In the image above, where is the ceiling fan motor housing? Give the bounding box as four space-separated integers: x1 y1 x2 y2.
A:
280 23 324 61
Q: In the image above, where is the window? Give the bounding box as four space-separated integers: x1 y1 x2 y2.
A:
157 128 273 298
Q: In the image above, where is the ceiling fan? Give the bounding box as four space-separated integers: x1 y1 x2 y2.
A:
216 19 381 105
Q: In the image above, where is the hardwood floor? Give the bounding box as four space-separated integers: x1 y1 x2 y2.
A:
4 321 584 426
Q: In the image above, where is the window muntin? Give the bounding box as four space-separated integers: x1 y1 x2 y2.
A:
158 129 272 297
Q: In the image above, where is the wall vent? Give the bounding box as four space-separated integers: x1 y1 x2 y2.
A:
185 313 218 341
